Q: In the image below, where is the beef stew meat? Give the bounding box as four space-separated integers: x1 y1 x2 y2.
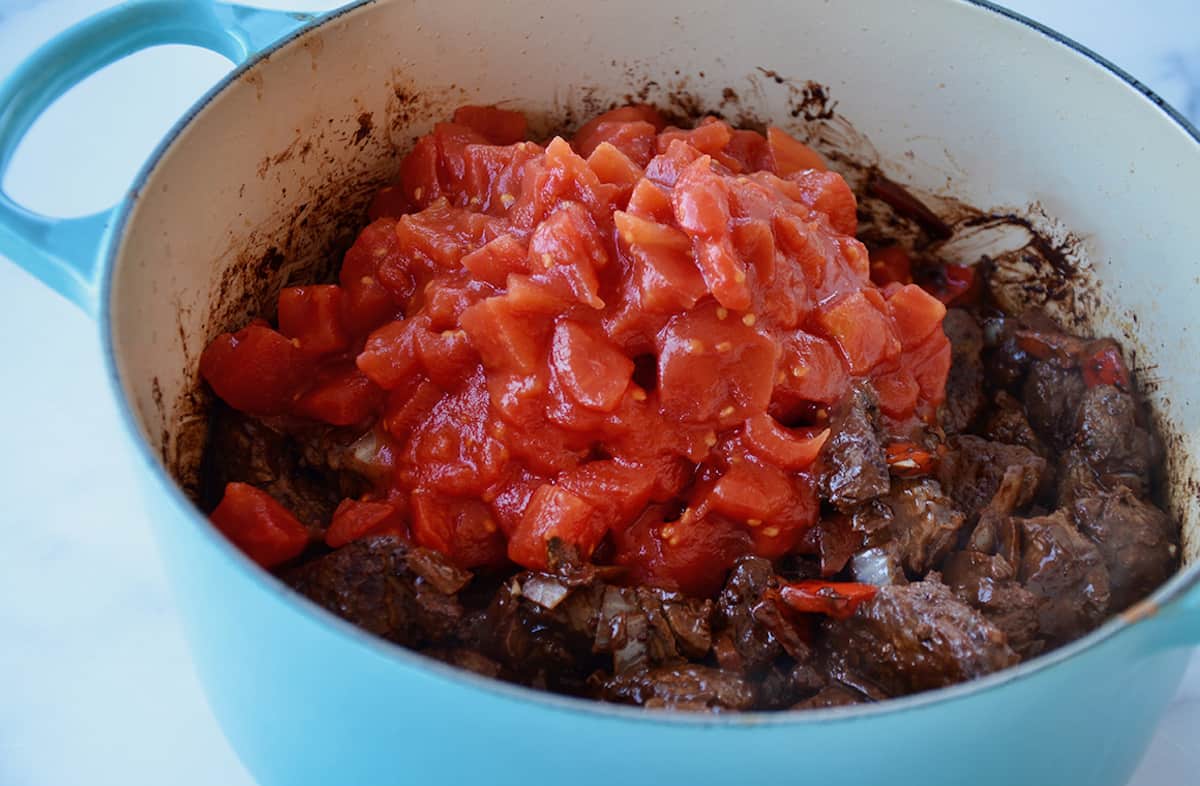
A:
198 106 1182 712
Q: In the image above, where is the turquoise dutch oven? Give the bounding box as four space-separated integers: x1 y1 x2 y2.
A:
1 0 1198 783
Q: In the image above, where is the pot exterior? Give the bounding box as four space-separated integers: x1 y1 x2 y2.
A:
140 481 1190 786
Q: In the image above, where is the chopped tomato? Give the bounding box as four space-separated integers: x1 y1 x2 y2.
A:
411 491 506 567
210 482 309 568
199 322 309 416
767 126 827 175
293 363 384 425
1081 340 1130 390
777 580 878 619
452 105 528 145
743 414 829 470
199 106 953 589
815 290 902 374
278 285 350 357
885 439 939 477
508 483 604 569
869 246 913 287
325 498 405 548
922 263 980 306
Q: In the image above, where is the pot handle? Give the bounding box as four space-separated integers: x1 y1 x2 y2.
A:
0 0 318 316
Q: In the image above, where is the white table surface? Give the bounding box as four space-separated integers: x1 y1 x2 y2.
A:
0 1 1197 784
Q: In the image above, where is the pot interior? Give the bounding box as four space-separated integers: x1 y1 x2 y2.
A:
109 0 1199 569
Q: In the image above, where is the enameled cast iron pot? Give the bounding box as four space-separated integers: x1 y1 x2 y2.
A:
2 1 1198 784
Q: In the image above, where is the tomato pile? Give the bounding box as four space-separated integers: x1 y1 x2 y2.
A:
201 105 951 597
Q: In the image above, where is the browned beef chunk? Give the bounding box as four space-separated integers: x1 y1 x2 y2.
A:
822 384 889 510
793 684 867 710
982 391 1048 457
943 551 1041 657
593 585 714 674
1055 448 1105 507
287 537 470 644
1072 385 1158 496
598 665 757 711
881 479 965 575
1023 360 1087 449
937 435 1047 521
470 573 602 691
757 661 827 709
716 557 808 670
941 309 986 434
1072 489 1179 611
821 580 1018 695
1017 511 1110 643
965 464 1028 567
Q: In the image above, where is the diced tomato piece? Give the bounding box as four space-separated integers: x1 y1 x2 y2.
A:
527 202 608 309
767 126 827 176
413 325 480 389
398 135 441 209
503 273 571 314
325 499 405 548
199 323 309 416
576 121 658 168
613 507 751 597
778 580 877 619
815 290 902 374
1081 340 1130 390
672 156 731 238
278 285 349 357
508 483 604 568
339 217 404 336
743 414 829 470
411 491 506 567
356 319 420 390
625 177 674 222
587 142 643 188
557 460 656 532
907 330 953 414
550 320 634 412
922 263 980 306
382 376 444 442
460 234 528 286
773 331 849 408
709 460 794 522
644 139 703 189
293 362 384 425
789 169 857 236
657 119 734 156
872 368 921 420
870 246 913 287
367 185 411 220
210 482 309 568
432 122 490 188
888 283 947 350
629 242 708 314
573 105 665 156
885 439 939 477
657 305 779 424
722 129 773 174
452 105 528 145
459 296 544 373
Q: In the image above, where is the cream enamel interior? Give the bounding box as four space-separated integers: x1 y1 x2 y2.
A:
109 0 1198 566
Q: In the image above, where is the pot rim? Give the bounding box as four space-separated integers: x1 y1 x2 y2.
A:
98 0 1200 727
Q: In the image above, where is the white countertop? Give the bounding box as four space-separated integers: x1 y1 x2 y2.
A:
0 2 1196 784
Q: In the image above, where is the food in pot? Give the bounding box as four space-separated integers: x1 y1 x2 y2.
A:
198 104 1180 710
